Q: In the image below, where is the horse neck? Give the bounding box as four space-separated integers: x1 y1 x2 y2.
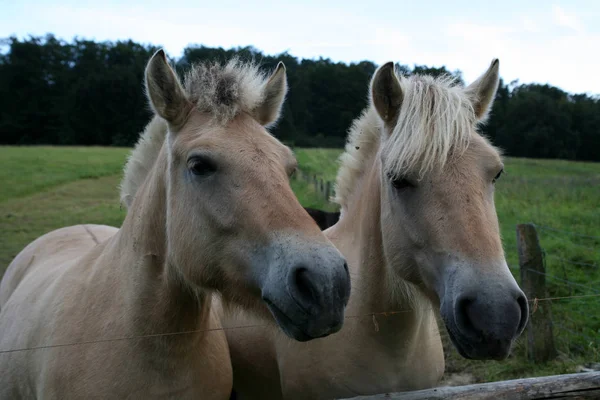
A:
109 146 211 351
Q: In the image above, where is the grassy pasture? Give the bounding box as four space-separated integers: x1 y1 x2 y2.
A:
1 145 599 383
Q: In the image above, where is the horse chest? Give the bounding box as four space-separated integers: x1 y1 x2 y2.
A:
276 316 444 399
33 345 232 400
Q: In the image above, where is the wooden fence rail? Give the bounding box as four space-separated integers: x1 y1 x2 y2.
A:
342 371 600 399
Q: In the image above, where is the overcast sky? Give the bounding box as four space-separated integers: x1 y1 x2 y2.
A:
2 0 598 95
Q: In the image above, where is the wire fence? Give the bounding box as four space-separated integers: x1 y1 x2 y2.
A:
512 222 600 361
1 215 598 400
1 222 597 359
535 224 600 241
1 292 599 355
510 266 600 294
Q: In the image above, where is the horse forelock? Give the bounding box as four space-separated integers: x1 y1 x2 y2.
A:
334 71 476 208
383 74 474 181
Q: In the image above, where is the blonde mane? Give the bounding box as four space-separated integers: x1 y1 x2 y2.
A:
119 58 276 209
334 70 475 208
119 116 167 208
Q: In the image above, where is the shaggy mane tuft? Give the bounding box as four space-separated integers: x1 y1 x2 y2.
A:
183 57 270 123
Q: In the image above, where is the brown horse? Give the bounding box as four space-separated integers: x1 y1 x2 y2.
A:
223 59 529 399
0 50 350 399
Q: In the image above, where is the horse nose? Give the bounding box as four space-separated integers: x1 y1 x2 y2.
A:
455 287 527 356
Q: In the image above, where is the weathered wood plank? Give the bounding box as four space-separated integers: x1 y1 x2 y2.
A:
341 371 600 399
517 223 557 362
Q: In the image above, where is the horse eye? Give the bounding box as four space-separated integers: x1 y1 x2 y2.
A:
389 174 415 190
188 156 217 176
493 169 504 183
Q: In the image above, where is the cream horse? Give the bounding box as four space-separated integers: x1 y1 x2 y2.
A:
0 50 351 399
224 59 529 399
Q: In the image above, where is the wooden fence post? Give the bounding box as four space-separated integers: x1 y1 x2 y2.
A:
516 223 557 363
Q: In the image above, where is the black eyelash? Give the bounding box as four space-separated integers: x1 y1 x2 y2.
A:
388 173 415 190
493 169 504 183
188 156 217 176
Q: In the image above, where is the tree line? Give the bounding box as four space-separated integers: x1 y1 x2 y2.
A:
0 34 598 161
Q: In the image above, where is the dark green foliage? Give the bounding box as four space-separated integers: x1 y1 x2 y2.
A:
0 34 598 162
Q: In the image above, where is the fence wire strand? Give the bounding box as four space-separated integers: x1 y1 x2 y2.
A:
2 292 599 355
538 229 599 254
534 224 600 241
547 254 599 269
508 265 600 294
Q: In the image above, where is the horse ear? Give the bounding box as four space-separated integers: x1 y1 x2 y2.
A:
465 59 500 122
371 62 403 129
145 49 190 128
253 62 288 126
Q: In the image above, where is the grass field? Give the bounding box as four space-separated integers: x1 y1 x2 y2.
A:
1 145 599 384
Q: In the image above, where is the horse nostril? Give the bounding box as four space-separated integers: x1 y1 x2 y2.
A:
516 292 529 333
455 295 478 339
343 262 349 275
290 266 319 313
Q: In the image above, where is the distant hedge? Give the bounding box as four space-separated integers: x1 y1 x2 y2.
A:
1 34 598 161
